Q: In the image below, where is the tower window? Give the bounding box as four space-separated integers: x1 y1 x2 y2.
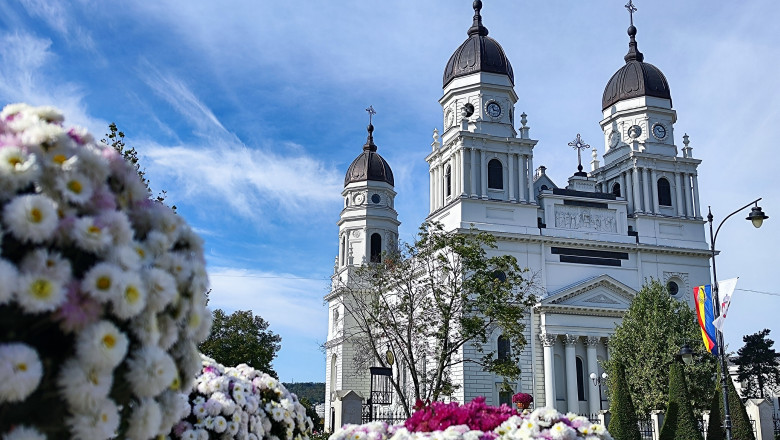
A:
370 233 382 263
488 159 503 189
657 177 672 206
576 356 586 401
445 165 452 197
498 335 511 361
612 182 621 197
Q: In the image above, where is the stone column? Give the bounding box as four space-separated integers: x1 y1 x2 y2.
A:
480 151 488 199
692 174 702 218
470 148 477 198
684 173 693 217
642 167 651 214
519 155 527 202
527 155 535 203
624 171 634 212
631 167 642 213
651 168 660 214
540 333 557 408
585 336 601 416
459 148 467 196
508 153 516 202
564 334 579 414
433 165 440 210
674 172 684 217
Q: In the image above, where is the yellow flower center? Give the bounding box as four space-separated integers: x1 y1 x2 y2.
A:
88 225 101 234
8 156 22 167
101 413 108 423
170 376 181 390
102 334 116 349
67 180 83 194
30 279 52 300
125 285 140 304
96 276 111 290
189 312 201 328
15 362 27 372
88 369 100 385
29 208 43 224
136 247 146 258
53 154 67 164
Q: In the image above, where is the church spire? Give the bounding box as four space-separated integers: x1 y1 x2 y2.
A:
623 0 644 62
467 0 489 37
363 105 377 152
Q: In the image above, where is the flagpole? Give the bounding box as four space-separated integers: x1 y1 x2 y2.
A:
707 197 763 440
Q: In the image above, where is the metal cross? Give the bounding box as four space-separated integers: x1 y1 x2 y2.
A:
366 105 376 125
625 0 637 26
568 133 590 172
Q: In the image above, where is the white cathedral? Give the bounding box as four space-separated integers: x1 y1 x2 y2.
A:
324 1 712 430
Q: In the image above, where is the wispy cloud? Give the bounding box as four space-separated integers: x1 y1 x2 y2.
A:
17 0 98 54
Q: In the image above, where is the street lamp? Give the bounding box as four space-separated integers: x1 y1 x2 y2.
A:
679 343 694 366
707 198 769 440
589 372 608 410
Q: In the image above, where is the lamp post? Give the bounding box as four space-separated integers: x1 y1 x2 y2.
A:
589 372 608 410
707 198 769 440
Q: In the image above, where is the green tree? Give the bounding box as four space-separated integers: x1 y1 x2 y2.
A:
725 371 755 440
336 222 537 417
608 362 641 440
734 329 780 399
659 362 703 440
604 279 717 417
706 384 725 440
199 309 281 377
298 397 322 430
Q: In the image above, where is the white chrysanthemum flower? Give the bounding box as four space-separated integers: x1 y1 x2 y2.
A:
67 125 94 145
20 248 71 283
144 268 178 312
0 103 34 120
157 390 192 435
82 262 122 303
125 346 177 398
56 171 93 205
1 425 47 440
3 194 58 243
130 311 160 346
111 272 146 320
32 106 64 123
0 343 43 403
155 252 192 286
65 397 120 440
16 272 65 313
20 122 70 151
0 259 18 305
213 415 228 433
62 148 109 184
0 146 40 191
187 306 212 343
144 231 171 256
549 421 577 440
157 314 179 351
75 320 129 370
57 358 113 413
173 341 202 390
98 210 133 246
71 216 112 253
126 398 162 440
107 245 141 271
181 430 197 440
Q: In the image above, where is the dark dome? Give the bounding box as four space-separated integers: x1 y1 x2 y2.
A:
344 125 394 187
443 1 514 88
602 26 671 110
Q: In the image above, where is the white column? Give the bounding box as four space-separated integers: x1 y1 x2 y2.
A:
519 155 527 202
480 151 488 199
508 153 516 202
674 172 684 217
434 165 441 209
459 148 466 196
692 174 701 218
429 168 435 212
651 168 659 214
527 155 535 203
585 337 600 416
684 173 693 217
631 167 642 212
470 148 477 198
642 167 651 215
564 335 579 414
540 333 557 408
623 171 633 212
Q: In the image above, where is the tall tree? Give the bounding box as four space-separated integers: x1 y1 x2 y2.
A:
658 362 703 440
335 222 537 417
607 362 641 440
604 279 717 417
199 309 282 378
734 328 780 399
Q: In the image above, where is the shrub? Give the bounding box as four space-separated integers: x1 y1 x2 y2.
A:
706 384 724 440
608 362 641 440
0 103 211 439
658 362 702 440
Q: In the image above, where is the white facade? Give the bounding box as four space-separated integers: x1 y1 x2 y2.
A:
324 4 713 429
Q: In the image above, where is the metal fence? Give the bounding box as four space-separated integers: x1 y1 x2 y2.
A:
637 418 655 440
361 404 407 425
773 412 779 436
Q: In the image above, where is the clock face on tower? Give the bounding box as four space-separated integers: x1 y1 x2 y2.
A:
652 123 667 140
609 130 620 148
486 101 501 118
628 124 642 139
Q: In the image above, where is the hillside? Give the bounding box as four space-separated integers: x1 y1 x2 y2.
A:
283 382 326 405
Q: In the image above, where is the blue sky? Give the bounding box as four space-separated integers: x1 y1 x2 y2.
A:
1 1 778 382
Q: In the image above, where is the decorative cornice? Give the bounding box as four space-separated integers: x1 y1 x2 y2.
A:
536 304 626 318
585 336 601 346
539 333 557 347
564 334 579 345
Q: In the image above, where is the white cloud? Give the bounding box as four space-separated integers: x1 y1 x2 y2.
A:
17 0 97 53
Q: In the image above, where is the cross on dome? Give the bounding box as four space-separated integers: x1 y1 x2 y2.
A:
625 0 637 27
568 133 590 176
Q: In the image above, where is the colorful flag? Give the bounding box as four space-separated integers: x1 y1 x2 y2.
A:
694 285 719 356
712 277 739 331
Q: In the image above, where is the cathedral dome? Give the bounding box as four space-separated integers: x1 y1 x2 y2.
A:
602 25 671 110
344 124 394 187
443 1 514 88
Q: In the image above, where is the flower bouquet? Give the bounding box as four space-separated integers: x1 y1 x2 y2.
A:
170 355 314 440
512 393 533 409
405 397 517 433
0 103 211 439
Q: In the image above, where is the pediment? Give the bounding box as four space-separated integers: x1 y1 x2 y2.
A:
541 274 636 309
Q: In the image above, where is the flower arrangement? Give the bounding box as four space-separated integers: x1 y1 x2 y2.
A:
170 355 314 440
0 103 211 439
331 406 613 440
405 397 517 433
512 393 533 405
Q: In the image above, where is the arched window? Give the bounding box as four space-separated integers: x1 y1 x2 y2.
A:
445 165 452 197
488 159 503 189
498 335 511 361
612 182 621 197
657 178 672 206
576 356 586 401
370 233 382 263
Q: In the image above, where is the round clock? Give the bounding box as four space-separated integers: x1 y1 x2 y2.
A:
462 103 475 118
371 194 381 204
652 123 667 140
608 130 620 148
354 193 364 204
486 101 501 118
628 124 642 139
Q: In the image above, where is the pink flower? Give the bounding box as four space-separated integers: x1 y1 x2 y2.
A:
54 281 102 333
